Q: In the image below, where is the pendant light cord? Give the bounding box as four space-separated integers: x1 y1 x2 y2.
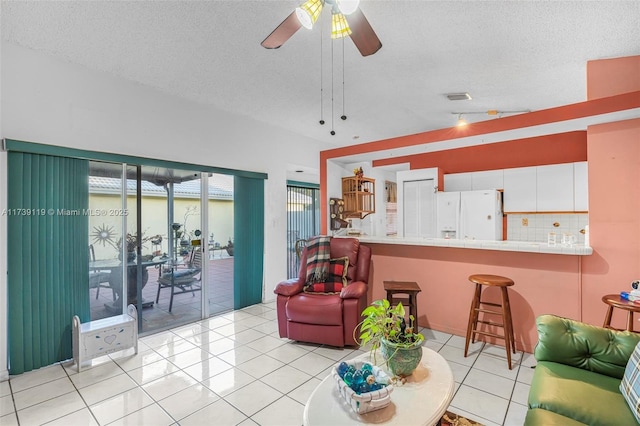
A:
319 13 324 125
330 34 335 135
342 36 346 120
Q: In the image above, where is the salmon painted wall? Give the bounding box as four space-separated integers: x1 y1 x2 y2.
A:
582 119 640 329
587 56 640 100
366 245 581 353
582 55 640 330
372 131 587 174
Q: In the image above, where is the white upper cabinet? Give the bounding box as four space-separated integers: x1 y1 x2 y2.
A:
536 163 574 212
503 166 537 212
443 162 588 213
574 161 589 211
471 170 504 190
443 172 472 192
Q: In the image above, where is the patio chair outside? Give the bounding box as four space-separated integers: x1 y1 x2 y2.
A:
89 244 116 300
156 247 202 312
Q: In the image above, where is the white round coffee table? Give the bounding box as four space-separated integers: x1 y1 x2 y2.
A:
303 347 455 425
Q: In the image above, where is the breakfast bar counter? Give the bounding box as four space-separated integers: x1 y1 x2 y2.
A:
344 235 593 353
341 235 592 255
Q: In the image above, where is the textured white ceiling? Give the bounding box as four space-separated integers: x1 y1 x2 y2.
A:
2 1 640 149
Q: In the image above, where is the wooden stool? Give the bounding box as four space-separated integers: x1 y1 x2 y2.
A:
602 294 640 332
464 274 517 369
383 281 421 323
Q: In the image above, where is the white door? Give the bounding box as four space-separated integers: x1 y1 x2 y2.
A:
404 180 419 237
403 179 436 238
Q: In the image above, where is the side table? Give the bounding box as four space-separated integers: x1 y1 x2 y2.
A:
384 281 422 322
602 294 640 332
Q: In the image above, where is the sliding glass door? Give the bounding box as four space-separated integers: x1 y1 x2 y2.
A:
88 163 212 332
87 163 239 333
87 161 127 321
206 173 234 316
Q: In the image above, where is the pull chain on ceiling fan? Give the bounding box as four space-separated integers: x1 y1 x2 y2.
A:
325 13 348 136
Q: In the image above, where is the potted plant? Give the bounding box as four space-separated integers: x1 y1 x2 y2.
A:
115 232 159 262
357 299 424 377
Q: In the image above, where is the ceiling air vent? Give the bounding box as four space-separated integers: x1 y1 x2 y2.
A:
446 93 472 101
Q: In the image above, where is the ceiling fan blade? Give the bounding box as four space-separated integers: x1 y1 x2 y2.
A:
346 8 382 57
261 11 302 49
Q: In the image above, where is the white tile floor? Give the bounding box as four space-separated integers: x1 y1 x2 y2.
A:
1 302 533 425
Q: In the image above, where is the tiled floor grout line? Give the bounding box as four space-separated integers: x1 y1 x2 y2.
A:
446 342 524 426
61 364 104 426
501 360 521 426
6 380 18 425
120 361 175 425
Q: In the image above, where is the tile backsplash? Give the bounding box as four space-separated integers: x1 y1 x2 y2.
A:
506 213 588 245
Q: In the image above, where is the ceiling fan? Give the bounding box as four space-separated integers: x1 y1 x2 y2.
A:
261 0 382 57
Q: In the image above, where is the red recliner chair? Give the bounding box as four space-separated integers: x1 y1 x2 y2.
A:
274 237 371 347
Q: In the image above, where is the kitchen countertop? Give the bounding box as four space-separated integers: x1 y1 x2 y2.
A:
338 235 593 255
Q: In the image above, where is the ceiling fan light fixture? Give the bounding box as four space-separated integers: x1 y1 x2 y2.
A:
331 11 352 39
295 0 324 30
337 0 360 15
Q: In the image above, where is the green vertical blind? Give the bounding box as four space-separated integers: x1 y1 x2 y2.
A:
233 176 264 309
7 152 90 375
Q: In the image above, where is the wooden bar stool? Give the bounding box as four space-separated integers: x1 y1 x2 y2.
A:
464 274 517 369
383 281 421 322
601 294 640 332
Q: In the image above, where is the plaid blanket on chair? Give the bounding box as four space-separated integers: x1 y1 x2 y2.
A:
305 236 331 284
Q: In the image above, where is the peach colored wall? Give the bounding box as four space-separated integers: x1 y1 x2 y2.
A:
581 55 640 329
587 56 640 100
373 131 587 174
582 119 640 329
366 244 581 353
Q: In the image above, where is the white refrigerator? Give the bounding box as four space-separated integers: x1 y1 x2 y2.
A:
436 190 503 240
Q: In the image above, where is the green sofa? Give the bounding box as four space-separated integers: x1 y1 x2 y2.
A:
525 314 640 426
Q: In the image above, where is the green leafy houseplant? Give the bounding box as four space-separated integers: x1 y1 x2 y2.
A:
357 299 424 377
